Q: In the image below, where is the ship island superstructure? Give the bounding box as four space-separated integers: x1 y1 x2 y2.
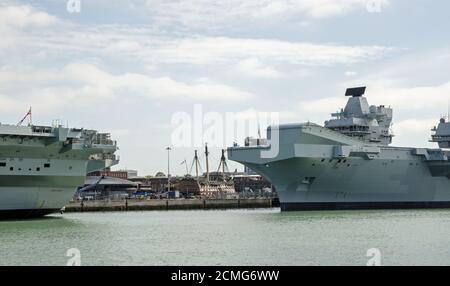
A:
228 87 450 211
0 122 118 218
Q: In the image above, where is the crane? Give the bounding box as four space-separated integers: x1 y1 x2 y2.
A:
17 107 32 126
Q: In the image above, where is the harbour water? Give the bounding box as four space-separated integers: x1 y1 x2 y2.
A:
2 208 450 266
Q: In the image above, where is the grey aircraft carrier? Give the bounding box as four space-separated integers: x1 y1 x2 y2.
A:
0 121 118 219
228 87 450 211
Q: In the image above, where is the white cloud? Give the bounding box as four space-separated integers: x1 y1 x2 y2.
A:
0 63 253 114
0 94 23 113
234 58 283 78
0 5 56 28
392 119 437 147
298 96 347 115
253 0 371 19
139 76 254 101
368 82 450 111
345 71 358 77
0 5 396 81
393 119 436 137
17 28 395 68
0 5 57 48
144 0 391 30
143 37 393 67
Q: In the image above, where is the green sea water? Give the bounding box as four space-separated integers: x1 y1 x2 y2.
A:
1 208 450 266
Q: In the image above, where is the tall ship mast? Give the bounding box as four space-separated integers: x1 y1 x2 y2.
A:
178 146 235 198
228 87 450 211
0 113 119 219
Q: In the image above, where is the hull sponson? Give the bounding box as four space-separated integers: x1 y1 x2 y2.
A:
0 209 59 220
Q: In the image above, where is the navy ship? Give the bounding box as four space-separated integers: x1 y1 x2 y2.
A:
228 87 450 211
0 120 118 218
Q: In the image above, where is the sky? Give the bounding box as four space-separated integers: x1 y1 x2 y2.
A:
1 0 450 176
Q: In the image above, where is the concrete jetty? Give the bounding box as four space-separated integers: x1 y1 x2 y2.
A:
64 198 275 213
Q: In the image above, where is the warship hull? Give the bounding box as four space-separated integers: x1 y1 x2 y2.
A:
0 159 104 219
246 156 450 211
0 185 84 219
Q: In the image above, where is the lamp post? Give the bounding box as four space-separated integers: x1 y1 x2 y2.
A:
166 147 172 194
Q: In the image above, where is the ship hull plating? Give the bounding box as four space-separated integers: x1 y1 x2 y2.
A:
230 141 450 211
0 154 115 219
0 178 85 219
245 154 450 211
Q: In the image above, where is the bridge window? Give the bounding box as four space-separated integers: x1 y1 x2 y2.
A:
44 163 51 168
0 162 5 167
